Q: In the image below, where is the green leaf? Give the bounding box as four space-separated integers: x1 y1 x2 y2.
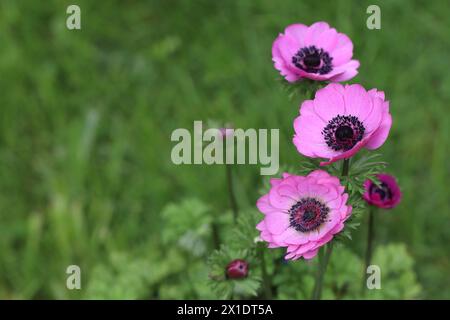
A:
161 198 213 256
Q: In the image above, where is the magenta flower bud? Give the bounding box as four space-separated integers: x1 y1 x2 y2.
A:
363 174 402 209
225 259 249 279
218 128 234 139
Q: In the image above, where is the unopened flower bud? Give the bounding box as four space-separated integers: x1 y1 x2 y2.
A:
225 259 248 279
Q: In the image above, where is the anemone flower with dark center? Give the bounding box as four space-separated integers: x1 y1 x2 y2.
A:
293 83 392 166
272 22 360 82
256 170 351 260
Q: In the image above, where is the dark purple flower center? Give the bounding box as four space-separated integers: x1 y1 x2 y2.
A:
369 182 393 201
292 46 333 75
289 198 329 233
322 115 365 151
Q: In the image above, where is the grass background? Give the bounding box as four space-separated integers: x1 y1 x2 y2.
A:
0 0 448 299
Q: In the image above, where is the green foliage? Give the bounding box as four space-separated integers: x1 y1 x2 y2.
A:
365 244 422 299
274 244 421 300
226 209 261 251
322 243 421 300
161 198 215 257
83 250 184 299
345 153 387 193
273 245 362 299
279 78 328 101
0 0 447 299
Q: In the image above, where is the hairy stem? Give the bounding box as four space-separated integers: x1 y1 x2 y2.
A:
225 164 239 223
363 206 376 293
259 247 273 299
211 222 221 250
311 243 333 300
342 158 350 177
311 158 350 300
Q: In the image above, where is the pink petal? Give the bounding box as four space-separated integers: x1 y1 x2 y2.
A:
272 228 303 245
365 109 392 150
306 170 331 180
269 178 282 187
368 88 385 100
302 248 320 260
265 213 290 235
283 231 310 245
330 34 353 65
272 35 301 82
304 22 330 45
316 28 339 52
284 23 308 47
313 83 346 122
268 186 296 210
343 84 372 118
256 220 266 231
361 98 384 134
277 184 300 201
256 194 278 214
329 62 359 82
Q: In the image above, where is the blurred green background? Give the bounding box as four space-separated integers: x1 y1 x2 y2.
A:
0 0 448 299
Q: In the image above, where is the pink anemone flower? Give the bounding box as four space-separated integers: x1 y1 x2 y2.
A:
256 170 352 260
293 83 392 166
272 22 359 82
363 174 402 209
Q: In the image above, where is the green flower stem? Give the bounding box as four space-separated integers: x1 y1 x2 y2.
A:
342 158 350 177
259 246 273 299
225 164 239 223
311 158 350 300
363 205 376 293
311 247 324 300
211 222 220 250
311 242 333 300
